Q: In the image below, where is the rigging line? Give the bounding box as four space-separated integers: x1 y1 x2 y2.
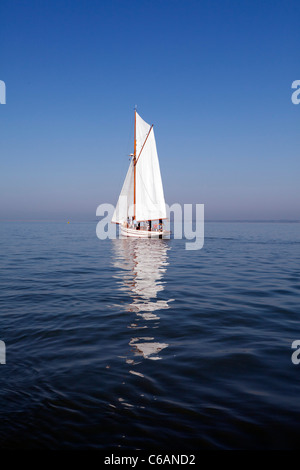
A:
115 117 135 198
135 125 153 165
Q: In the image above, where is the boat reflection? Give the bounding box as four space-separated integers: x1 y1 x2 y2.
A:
112 238 172 361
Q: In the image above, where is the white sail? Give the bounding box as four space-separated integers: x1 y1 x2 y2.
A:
111 160 134 224
135 112 166 221
112 111 167 224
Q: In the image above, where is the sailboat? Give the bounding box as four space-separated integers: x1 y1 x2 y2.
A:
112 109 170 238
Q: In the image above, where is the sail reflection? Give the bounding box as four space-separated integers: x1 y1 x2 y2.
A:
112 238 172 360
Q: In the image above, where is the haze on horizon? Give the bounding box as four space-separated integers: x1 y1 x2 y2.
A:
0 0 299 222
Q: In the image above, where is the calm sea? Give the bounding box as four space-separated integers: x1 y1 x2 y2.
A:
0 221 300 450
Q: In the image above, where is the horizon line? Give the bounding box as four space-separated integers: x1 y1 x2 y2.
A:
0 218 299 224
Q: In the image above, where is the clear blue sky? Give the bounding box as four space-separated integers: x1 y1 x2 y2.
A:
1 0 299 220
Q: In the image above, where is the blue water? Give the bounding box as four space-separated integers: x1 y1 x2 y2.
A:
0 221 300 450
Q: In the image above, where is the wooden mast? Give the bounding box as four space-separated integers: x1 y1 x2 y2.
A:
133 108 137 220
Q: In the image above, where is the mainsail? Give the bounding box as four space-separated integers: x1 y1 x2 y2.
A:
112 112 166 224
